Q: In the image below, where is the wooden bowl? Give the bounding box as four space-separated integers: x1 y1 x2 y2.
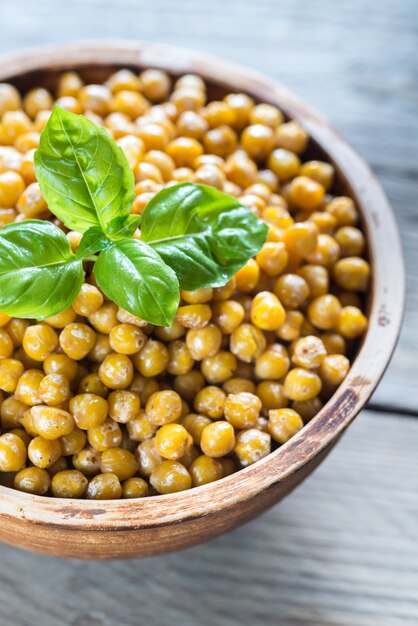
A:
0 41 404 560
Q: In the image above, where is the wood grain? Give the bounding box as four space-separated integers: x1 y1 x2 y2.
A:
0 410 416 626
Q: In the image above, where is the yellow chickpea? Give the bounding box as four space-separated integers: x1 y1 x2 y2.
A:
250 291 286 331
268 408 304 444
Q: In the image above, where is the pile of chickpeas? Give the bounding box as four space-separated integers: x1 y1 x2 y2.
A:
0 68 369 499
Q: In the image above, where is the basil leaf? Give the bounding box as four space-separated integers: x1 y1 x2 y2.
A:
107 214 141 239
75 226 111 260
0 220 83 319
94 239 180 326
34 106 135 234
141 183 268 290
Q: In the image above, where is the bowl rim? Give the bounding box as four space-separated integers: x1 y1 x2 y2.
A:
0 40 405 530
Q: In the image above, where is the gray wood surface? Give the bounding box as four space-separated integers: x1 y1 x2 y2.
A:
0 0 417 623
0 410 417 626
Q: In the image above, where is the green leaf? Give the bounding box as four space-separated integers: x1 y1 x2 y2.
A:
75 226 111 260
107 214 141 239
34 106 135 234
0 220 84 319
141 183 268 290
94 239 180 326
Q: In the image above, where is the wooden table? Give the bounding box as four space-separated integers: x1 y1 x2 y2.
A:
0 0 417 623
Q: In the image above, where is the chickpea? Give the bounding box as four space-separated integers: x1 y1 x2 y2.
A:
173 370 206 402
0 432 27 471
282 222 318 257
276 121 308 154
200 421 235 458
224 392 261 429
230 323 266 363
100 448 139 481
59 323 96 360
108 390 140 424
59 428 87 456
150 460 191 494
122 477 149 499
72 446 101 477
283 368 322 402
30 405 74 440
39 373 70 406
0 358 25 393
87 419 122 452
145 390 183 426
22 323 58 362
167 340 194 375
255 343 290 380
87 473 122 500
155 424 193 460
186 324 222 361
292 336 327 369
268 408 304 444
190 455 223 487
109 323 147 355
326 196 358 226
234 428 271 467
28 436 61 469
51 470 88 498
44 308 77 329
99 353 134 389
241 124 275 161
0 83 21 116
131 340 169 377
333 257 370 292
251 291 286 331
308 295 342 330
337 306 367 339
201 351 237 384
72 283 104 317
69 394 108 429
127 410 158 442
14 466 50 495
176 304 212 329
211 301 245 334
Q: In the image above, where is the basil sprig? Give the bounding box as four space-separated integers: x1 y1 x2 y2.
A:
0 106 268 326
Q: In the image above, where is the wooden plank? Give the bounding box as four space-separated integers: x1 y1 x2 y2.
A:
0 409 416 625
0 0 416 409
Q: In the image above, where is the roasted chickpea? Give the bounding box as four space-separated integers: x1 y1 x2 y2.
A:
200 421 235 458
72 283 104 317
59 323 96 360
122 476 149 498
251 291 286 331
88 302 118 334
176 304 212 329
268 408 304 444
186 324 222 361
100 447 139 481
59 427 87 456
14 466 50 495
87 419 122 452
51 470 88 498
292 336 327 369
69 393 108 429
28 436 61 469
230 323 266 363
145 390 183 426
234 428 271 467
211 301 245 334
283 368 322 402
108 390 140 424
308 295 342 330
173 370 206 402
337 306 367 339
23 323 58 362
87 473 122 499
155 423 193 460
0 432 27 471
127 410 158 442
190 455 223 487
109 323 147 355
99 353 134 389
201 351 237 384
0 83 21 116
0 359 25 393
39 373 70 406
167 340 194 375
224 392 261 429
241 124 275 160
44 308 77 329
72 446 101 477
150 460 191 494
131 340 169 377
30 405 74 440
